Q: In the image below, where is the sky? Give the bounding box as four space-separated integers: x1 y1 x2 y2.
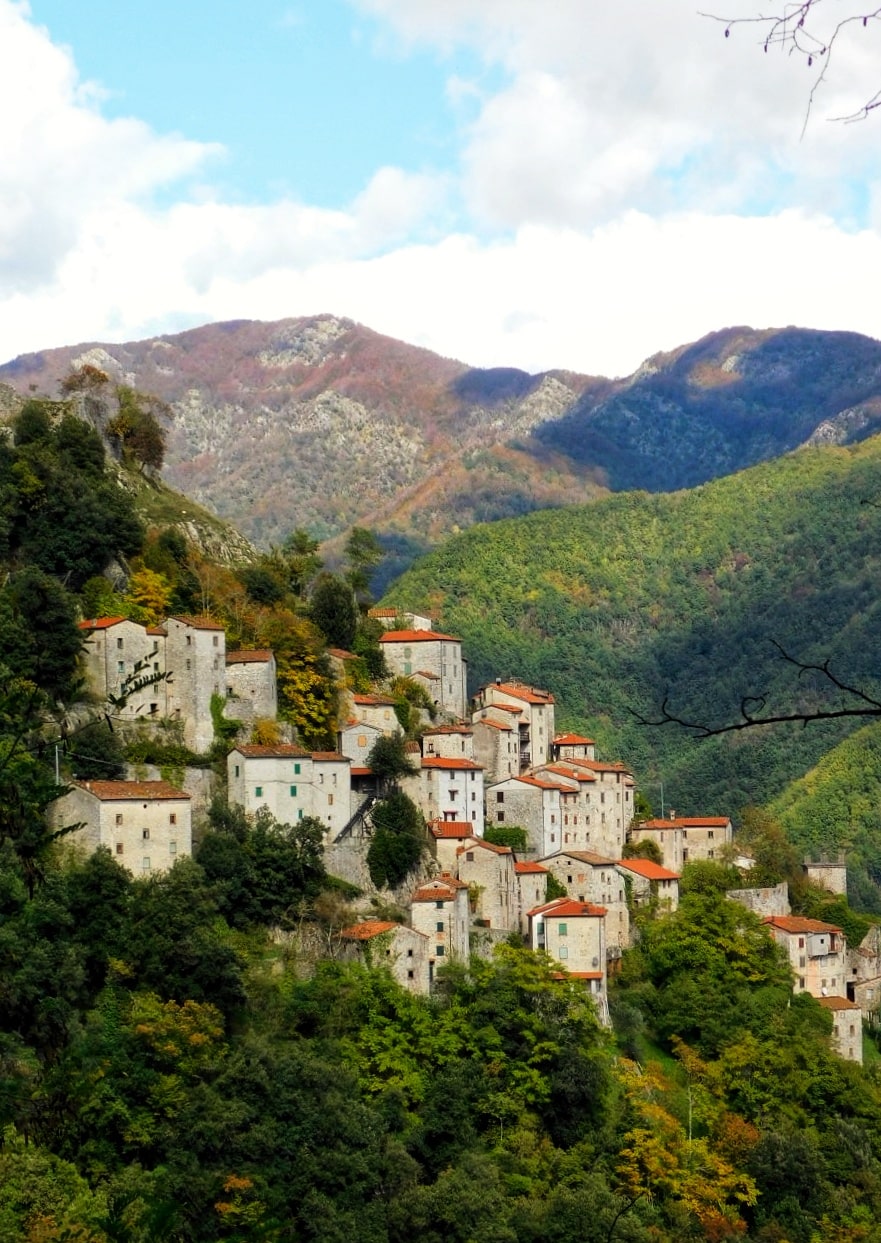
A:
3 0 881 377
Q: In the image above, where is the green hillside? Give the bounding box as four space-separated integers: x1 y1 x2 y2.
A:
383 436 881 816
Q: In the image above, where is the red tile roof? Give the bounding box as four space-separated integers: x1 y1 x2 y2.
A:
570 759 632 775
430 821 475 838
226 649 273 664
310 751 348 762
423 725 473 736
482 703 524 715
527 897 607 919
78 616 127 631
458 839 512 856
545 849 617 867
328 648 357 660
764 915 843 935
352 693 397 706
412 878 468 902
473 719 512 732
340 920 399 940
541 764 596 784
415 670 440 680
553 733 595 745
146 625 167 636
421 756 483 771
617 859 680 881
77 780 189 800
818 996 861 1010
488 682 555 705
513 775 571 791
640 816 731 829
515 861 549 874
380 629 460 643
233 743 310 758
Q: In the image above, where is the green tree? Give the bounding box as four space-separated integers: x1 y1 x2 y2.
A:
66 720 126 781
309 573 358 650
344 526 382 606
366 732 417 793
367 792 425 888
107 386 168 470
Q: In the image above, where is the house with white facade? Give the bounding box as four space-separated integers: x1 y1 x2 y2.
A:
472 681 555 769
338 719 383 768
227 743 352 838
348 693 401 734
339 920 432 994
551 733 596 762
402 756 484 831
527 896 609 1022
410 875 470 963
379 628 468 720
53 779 191 876
225 649 277 721
535 759 634 860
368 608 436 633
629 815 733 872
616 858 680 913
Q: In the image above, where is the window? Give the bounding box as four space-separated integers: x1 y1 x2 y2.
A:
297 809 303 819
328 794 334 806
115 813 124 826
407 970 414 979
436 921 444 932
169 841 177 855
294 763 301 775
357 734 366 747
149 702 158 715
185 659 191 670
117 661 125 674
153 662 159 673
708 830 714 840
558 923 568 936
116 843 124 855
798 937 805 948
290 785 298 797
466 851 474 861
213 635 219 647
497 792 504 803
116 637 124 650
407 948 413 958
436 945 445 956
142 857 151 871
435 901 444 910
169 813 176 825
558 946 569 960
234 765 240 778
186 635 192 646
497 811 505 823
142 828 150 840
255 786 263 798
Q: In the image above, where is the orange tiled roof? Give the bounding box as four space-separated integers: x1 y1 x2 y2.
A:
412 877 468 902
352 693 397 706
226 649 273 664
617 859 680 881
640 816 730 829
340 920 399 940
310 751 348 762
423 724 473 736
328 648 357 659
764 915 843 935
146 625 167 636
570 759 632 775
430 821 475 838
489 682 555 705
421 756 482 771
515 861 549 874
458 839 512 856
77 780 189 800
380 629 460 643
78 616 127 631
233 743 310 758
473 719 512 731
167 615 225 631
541 764 597 784
527 897 607 919
818 996 861 1010
512 775 572 792
545 849 617 867
553 733 595 745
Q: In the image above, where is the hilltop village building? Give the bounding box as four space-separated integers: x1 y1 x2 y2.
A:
52 780 192 876
379 627 468 720
629 815 733 872
228 744 352 838
472 680 556 770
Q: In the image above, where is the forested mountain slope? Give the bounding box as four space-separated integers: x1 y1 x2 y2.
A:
4 320 881 582
383 435 881 817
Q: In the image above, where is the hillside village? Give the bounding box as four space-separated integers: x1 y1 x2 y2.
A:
55 606 878 1063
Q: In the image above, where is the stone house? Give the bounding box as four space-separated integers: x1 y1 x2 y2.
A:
402 756 485 829
225 649 278 721
616 858 680 913
551 733 596 762
164 616 227 753
818 996 863 1064
803 856 848 896
526 896 609 1023
348 693 401 734
379 629 468 720
629 815 733 872
339 920 432 994
472 681 555 769
540 850 630 955
471 717 518 784
486 774 567 856
514 861 549 935
851 976 881 1024
726 881 790 919
53 779 191 876
227 743 352 838
421 725 475 761
430 820 479 871
337 719 384 768
533 759 635 859
79 617 168 722
410 875 470 963
368 608 436 633
455 837 518 932
763 914 847 998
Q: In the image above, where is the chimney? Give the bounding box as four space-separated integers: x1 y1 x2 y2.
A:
669 808 676 820
496 677 502 685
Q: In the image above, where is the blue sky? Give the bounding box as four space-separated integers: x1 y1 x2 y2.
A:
3 0 881 376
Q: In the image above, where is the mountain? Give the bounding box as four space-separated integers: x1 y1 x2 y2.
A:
381 433 881 823
4 318 881 577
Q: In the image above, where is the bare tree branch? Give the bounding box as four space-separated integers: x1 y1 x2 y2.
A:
633 641 881 736
703 3 881 128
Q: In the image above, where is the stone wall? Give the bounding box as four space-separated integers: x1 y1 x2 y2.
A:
726 881 790 918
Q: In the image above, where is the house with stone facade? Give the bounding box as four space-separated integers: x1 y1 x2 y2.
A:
228 743 352 838
368 608 435 633
455 837 518 933
514 861 549 934
379 629 468 720
527 896 609 1022
347 693 401 734
337 719 384 768
339 920 432 994
410 875 470 964
421 725 475 761
225 649 277 722
430 820 478 871
616 858 680 913
402 755 485 830
532 759 634 859
629 815 733 872
471 717 518 784
818 996 863 1063
485 774 567 856
551 733 596 762
472 681 555 770
53 779 191 876
540 850 630 955
764 914 848 999
79 617 168 723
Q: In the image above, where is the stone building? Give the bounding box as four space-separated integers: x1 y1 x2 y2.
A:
430 821 479 871
485 774 567 856
338 719 384 768
472 681 555 769
225 649 278 721
818 996 863 1064
471 717 518 784
629 815 733 872
514 861 549 934
164 616 227 753
616 858 680 913
347 693 400 734
763 914 848 999
78 617 168 722
534 759 635 859
228 743 352 838
379 629 468 720
526 896 609 1022
402 756 485 829
339 920 432 994
540 850 630 954
53 779 191 876
455 837 518 933
421 725 475 761
410 876 470 963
